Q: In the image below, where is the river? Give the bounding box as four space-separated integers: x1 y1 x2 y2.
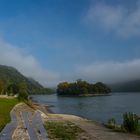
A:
31 92 140 124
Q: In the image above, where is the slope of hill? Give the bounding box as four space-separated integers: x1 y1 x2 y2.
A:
0 65 51 94
111 80 140 92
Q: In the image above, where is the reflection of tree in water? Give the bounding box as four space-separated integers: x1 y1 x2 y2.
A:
77 102 85 109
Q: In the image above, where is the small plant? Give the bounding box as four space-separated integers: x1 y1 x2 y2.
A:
123 112 139 132
107 118 116 129
45 121 83 140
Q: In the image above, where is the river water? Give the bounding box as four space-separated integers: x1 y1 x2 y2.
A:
31 92 140 124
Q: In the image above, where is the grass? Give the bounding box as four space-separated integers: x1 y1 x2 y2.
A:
0 98 18 131
106 123 140 136
134 126 140 136
106 121 140 136
45 121 83 140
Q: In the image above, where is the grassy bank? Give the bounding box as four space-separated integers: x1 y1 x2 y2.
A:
0 98 18 131
107 112 140 136
45 121 83 140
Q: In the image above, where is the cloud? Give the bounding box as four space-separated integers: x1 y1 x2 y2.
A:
0 39 60 87
86 1 140 37
0 39 140 87
76 59 140 84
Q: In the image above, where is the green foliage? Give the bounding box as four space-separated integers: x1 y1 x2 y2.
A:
45 121 83 140
0 80 4 93
93 82 111 93
7 83 19 95
107 112 140 135
17 82 28 101
0 98 18 131
57 80 111 96
107 118 116 129
17 91 28 101
123 112 139 132
0 65 51 95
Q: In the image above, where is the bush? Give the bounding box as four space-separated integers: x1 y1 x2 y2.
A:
17 92 28 101
107 118 116 129
123 112 139 132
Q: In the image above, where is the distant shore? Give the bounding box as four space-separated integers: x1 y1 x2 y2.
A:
58 93 112 97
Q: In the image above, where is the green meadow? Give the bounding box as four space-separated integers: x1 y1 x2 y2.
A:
0 98 18 131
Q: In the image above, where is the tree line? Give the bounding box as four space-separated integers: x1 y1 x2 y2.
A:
57 80 111 96
0 80 28 100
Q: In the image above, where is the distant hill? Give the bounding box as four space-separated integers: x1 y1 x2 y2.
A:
110 80 140 92
0 65 52 94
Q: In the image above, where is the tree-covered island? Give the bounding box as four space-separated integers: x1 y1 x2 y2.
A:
57 80 111 96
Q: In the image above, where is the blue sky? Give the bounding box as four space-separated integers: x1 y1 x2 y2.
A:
0 0 140 86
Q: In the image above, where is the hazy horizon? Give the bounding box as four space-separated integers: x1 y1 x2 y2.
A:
0 0 140 87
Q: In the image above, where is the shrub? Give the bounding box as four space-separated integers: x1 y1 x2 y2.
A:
17 92 28 101
107 118 116 129
123 112 139 132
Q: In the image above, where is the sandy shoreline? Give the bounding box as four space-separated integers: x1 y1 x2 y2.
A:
31 100 91 122
31 100 140 140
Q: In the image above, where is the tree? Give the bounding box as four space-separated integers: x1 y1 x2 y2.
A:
0 80 5 95
57 80 111 96
18 82 28 101
7 83 19 95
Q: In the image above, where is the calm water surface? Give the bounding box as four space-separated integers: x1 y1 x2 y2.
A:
32 92 140 123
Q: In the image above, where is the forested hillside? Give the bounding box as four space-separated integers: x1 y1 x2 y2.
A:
0 65 52 94
111 80 140 92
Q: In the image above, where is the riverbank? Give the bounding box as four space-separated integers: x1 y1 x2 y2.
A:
31 93 140 124
32 101 140 140
1 98 139 140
